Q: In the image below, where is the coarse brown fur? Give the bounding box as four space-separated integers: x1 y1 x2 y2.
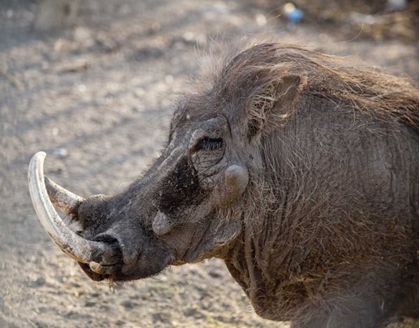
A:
210 43 419 327
190 42 418 131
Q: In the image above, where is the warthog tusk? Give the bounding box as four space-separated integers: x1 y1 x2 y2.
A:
45 176 84 223
28 152 111 265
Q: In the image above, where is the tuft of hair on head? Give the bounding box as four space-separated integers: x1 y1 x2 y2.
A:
180 36 418 140
215 39 418 134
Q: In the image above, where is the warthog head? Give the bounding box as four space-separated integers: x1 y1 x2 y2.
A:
75 110 253 281
29 44 307 282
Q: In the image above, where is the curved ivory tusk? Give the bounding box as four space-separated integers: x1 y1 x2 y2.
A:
45 176 84 223
28 152 109 264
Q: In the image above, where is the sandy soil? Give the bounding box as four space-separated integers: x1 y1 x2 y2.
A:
0 0 418 327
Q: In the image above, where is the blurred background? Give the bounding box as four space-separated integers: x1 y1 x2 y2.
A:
0 0 418 327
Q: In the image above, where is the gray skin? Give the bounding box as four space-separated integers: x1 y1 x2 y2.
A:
57 44 418 328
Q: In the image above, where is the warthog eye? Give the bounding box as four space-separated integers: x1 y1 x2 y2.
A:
195 137 223 151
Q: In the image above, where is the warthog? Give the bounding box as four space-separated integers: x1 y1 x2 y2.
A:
29 43 418 327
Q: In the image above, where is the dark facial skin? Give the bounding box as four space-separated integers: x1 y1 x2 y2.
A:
76 113 248 282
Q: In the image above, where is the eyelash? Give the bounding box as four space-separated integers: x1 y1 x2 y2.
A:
195 137 223 151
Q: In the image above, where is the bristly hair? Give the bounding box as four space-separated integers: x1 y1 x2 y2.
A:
188 40 418 132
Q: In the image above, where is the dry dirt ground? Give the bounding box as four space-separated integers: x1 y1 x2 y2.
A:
0 0 418 327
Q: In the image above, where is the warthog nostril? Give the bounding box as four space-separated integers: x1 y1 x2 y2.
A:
88 233 123 273
93 233 119 245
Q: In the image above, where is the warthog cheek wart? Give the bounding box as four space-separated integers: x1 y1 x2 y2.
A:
152 211 174 236
224 164 249 201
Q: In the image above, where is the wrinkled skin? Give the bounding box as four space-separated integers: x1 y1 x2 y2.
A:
78 114 247 281
56 44 418 328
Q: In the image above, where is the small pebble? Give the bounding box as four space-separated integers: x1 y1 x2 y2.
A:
53 148 68 158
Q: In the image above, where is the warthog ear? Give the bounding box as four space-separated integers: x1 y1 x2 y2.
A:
247 74 307 140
